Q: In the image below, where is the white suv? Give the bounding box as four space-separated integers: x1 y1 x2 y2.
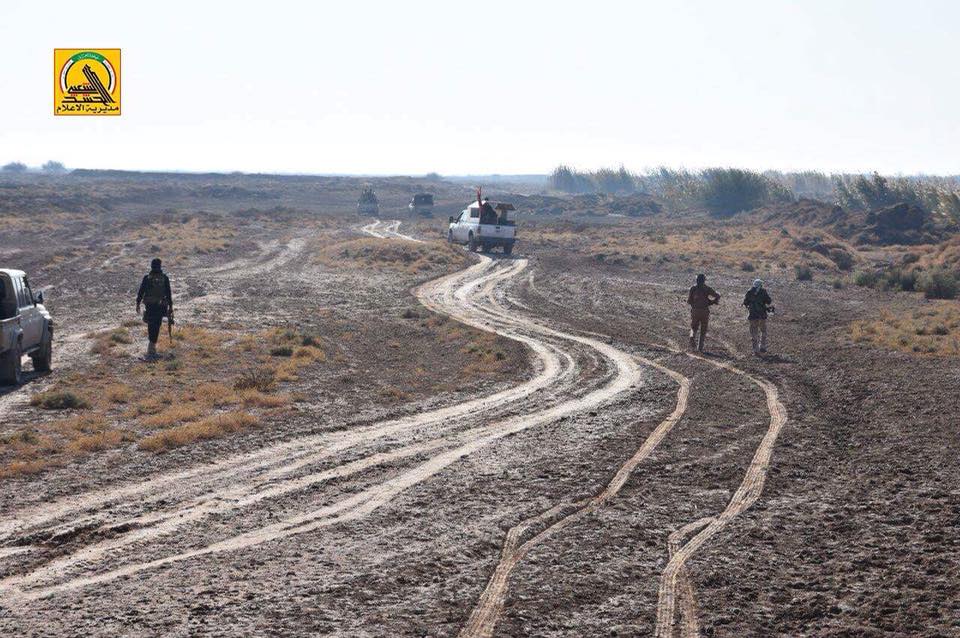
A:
0 269 53 385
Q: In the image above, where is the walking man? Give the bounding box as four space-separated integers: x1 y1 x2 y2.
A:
136 258 173 359
743 278 773 354
687 273 720 352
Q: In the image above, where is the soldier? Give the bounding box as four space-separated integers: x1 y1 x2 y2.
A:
136 258 173 359
687 273 720 352
742 279 773 354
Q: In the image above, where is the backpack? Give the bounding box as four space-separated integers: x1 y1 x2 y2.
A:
745 288 769 316
142 272 167 306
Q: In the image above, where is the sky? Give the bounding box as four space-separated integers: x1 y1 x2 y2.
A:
1 0 958 175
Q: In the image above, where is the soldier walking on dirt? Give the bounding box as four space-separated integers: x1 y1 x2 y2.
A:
687 273 720 352
136 258 173 359
743 279 773 354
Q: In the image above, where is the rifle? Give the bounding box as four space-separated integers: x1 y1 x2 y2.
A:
167 309 175 343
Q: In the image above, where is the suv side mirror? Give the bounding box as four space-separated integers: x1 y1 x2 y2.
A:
35 291 44 304
448 216 454 223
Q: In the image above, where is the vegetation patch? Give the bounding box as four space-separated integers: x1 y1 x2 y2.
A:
30 390 90 410
315 238 468 274
851 303 960 356
0 322 322 477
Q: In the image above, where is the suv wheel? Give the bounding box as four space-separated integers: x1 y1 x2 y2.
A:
468 233 477 252
1 343 23 385
32 331 53 372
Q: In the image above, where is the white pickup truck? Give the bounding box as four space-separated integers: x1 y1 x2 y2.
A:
0 269 53 385
447 200 516 255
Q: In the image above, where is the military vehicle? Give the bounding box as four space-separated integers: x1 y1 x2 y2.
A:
408 193 434 217
357 188 379 216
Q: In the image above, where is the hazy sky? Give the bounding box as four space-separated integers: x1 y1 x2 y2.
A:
2 0 958 175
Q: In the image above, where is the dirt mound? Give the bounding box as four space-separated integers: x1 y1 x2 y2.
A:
856 203 942 245
752 199 954 246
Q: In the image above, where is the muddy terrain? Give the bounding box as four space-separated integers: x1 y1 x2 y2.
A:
0 173 957 637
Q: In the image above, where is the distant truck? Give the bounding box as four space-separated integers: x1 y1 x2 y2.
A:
357 188 379 216
448 199 516 254
0 269 53 384
408 193 434 217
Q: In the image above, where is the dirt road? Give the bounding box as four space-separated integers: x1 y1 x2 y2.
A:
0 228 695 635
0 214 804 636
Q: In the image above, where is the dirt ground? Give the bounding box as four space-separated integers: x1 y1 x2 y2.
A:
0 173 957 637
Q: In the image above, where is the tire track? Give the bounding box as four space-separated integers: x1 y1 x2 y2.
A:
0 255 648 603
654 353 788 638
459 352 690 638
360 219 386 238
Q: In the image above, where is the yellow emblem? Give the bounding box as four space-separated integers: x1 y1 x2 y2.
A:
54 49 121 116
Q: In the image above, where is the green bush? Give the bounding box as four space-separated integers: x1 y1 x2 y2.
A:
854 271 880 287
740 261 755 272
919 269 958 300
795 265 814 281
269 346 294 357
701 168 794 217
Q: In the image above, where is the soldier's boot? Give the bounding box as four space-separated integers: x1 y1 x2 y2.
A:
147 342 157 358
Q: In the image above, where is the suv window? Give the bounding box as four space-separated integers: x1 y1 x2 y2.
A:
23 277 35 307
469 209 479 219
15 277 29 309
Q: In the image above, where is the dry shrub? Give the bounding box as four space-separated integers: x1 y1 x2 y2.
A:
234 368 276 392
188 382 238 407
50 414 108 436
139 411 258 452
238 390 291 408
0 460 49 478
30 390 89 410
125 394 174 417
293 345 325 361
141 404 205 429
105 383 134 404
66 430 123 454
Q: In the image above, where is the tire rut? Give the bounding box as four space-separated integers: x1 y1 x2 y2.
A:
0 254 646 604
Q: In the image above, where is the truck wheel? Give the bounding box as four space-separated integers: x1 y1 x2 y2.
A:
468 234 477 252
503 242 514 255
32 331 52 372
0 343 22 386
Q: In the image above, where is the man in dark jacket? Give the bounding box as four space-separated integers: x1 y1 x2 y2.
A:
742 278 773 354
136 258 173 358
687 273 720 352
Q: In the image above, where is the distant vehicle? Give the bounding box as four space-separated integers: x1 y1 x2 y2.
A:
448 198 516 254
0 269 53 384
357 188 379 216
408 193 434 217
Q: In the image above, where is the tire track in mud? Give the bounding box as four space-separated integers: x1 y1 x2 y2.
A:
509 274 789 636
360 219 386 238
459 354 690 638
0 260 570 544
359 219 421 242
0 254 647 603
654 353 788 638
